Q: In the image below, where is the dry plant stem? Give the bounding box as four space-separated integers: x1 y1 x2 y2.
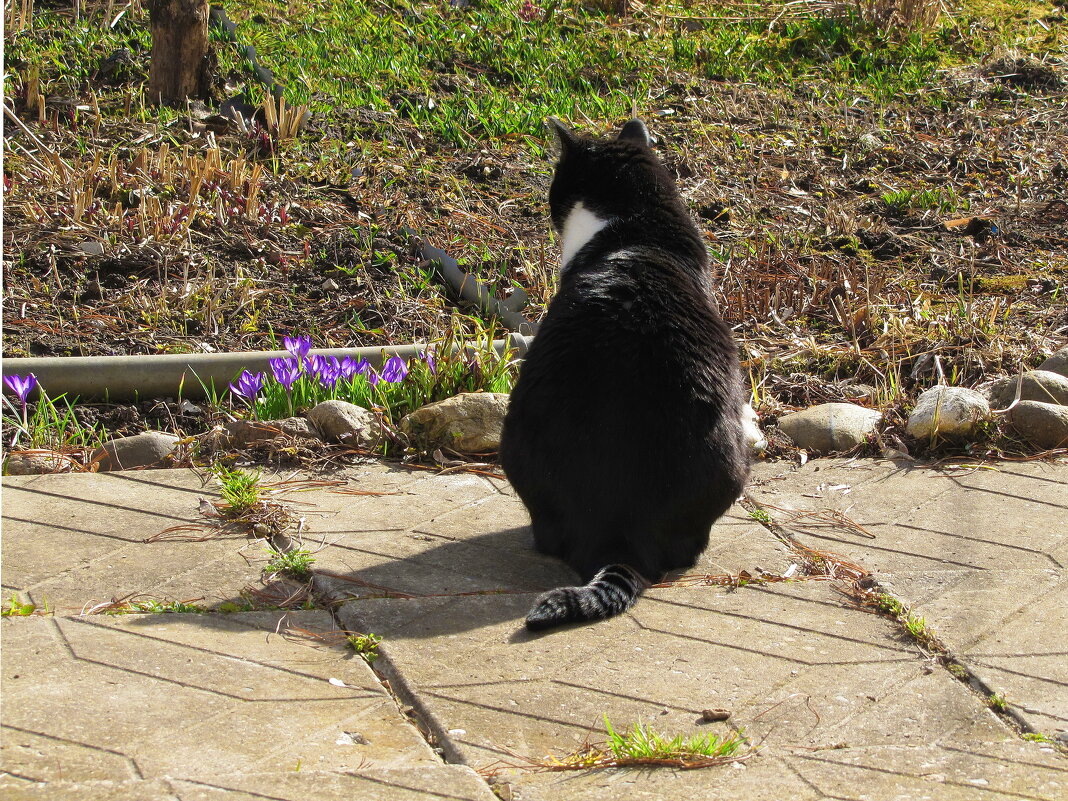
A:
3 104 72 177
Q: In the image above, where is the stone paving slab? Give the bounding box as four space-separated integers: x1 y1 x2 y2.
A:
746 457 1068 738
0 611 494 800
1 470 266 611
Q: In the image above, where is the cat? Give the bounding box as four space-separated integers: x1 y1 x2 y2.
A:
499 118 752 631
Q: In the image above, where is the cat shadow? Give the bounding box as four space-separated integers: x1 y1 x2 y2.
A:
123 525 579 641
319 524 583 640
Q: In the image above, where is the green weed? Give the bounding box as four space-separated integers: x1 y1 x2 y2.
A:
882 186 968 214
748 508 772 524
348 632 383 664
1022 732 1054 743
988 692 1009 712
217 600 257 613
1 594 43 617
946 662 969 679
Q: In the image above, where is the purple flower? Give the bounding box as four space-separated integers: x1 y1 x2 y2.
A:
229 370 265 401
306 354 328 378
421 349 437 375
340 357 370 380
366 368 381 387
283 335 312 362
318 356 342 388
269 357 301 391
380 356 409 383
3 373 38 404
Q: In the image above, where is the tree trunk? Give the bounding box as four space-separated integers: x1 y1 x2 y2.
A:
147 0 210 105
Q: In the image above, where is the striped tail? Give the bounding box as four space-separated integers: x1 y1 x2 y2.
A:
525 564 648 631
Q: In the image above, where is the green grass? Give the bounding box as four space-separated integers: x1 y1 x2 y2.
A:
602 716 746 762
7 0 1060 156
265 547 316 580
2 389 105 455
104 599 206 614
212 464 264 516
870 592 943 650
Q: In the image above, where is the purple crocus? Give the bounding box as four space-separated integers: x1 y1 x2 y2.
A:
318 356 342 388
3 373 38 404
283 335 312 362
269 357 301 391
340 356 370 380
229 370 266 401
420 349 437 375
306 354 328 378
380 356 409 383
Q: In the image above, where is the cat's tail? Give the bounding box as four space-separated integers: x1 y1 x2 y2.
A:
525 564 648 631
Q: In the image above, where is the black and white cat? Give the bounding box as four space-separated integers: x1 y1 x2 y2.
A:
500 118 754 631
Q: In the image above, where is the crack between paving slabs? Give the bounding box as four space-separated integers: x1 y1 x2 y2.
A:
305 566 509 798
740 493 1068 754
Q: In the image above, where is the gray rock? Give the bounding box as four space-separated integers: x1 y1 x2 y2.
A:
93 431 180 471
4 451 72 475
306 400 384 447
859 132 884 152
1037 345 1068 379
1009 401 1068 450
906 386 989 441
225 417 321 447
777 402 883 453
841 383 878 402
400 392 509 454
985 370 1068 410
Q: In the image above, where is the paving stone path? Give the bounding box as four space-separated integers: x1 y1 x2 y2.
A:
2 458 1066 800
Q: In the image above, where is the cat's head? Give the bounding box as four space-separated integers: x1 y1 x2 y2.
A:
547 118 677 233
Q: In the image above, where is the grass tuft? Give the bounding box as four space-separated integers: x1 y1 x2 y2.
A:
988 692 1009 712
265 547 316 580
212 464 265 517
1 594 44 617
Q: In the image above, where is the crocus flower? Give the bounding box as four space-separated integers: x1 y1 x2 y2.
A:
421 349 437 375
318 356 342 388
305 354 328 380
340 356 370 380
283 335 312 362
3 373 38 404
269 357 301 391
380 356 409 383
229 370 266 401
366 368 381 387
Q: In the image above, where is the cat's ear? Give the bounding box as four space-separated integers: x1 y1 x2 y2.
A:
617 118 650 147
547 117 579 156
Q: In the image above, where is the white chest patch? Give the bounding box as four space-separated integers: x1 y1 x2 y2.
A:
560 201 610 270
